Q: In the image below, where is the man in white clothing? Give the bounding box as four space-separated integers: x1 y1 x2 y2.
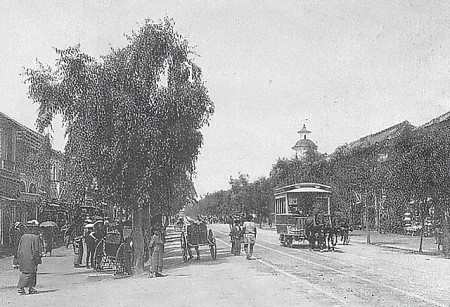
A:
242 215 257 260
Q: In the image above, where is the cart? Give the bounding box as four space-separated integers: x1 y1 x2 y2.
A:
180 220 217 262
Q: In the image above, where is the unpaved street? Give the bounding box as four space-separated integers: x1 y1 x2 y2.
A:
1 225 449 306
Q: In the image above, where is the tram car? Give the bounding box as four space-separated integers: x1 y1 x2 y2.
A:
274 183 332 248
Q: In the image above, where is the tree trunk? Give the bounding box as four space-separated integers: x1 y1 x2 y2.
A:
132 206 145 275
442 210 450 258
418 214 425 254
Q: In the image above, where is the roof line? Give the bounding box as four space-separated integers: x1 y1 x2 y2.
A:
0 111 42 139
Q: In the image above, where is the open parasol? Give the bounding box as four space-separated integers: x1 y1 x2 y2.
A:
40 221 58 227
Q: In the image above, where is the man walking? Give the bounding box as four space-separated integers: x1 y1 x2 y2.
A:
243 215 257 260
13 233 43 295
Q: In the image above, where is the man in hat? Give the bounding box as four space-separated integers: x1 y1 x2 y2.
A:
13 233 43 295
148 227 166 278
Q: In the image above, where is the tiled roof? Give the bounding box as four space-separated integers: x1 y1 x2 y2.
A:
419 111 450 130
344 120 414 151
292 138 317 150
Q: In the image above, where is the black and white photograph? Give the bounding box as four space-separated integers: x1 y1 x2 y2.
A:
1 1 450 306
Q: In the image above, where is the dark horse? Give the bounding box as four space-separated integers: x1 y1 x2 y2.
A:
306 215 338 251
305 215 325 251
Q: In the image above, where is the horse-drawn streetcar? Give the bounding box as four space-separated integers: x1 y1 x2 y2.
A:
274 183 335 250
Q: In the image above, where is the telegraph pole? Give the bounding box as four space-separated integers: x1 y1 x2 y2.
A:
365 193 371 244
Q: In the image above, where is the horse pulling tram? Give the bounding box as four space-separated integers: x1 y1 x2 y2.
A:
179 217 217 262
274 183 337 250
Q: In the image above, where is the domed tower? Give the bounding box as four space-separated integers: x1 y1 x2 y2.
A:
292 124 317 158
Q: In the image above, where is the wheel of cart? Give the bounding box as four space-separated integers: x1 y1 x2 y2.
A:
208 229 217 260
93 239 105 271
180 232 189 262
209 243 217 260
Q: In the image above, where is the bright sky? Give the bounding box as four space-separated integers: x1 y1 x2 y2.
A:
1 0 450 196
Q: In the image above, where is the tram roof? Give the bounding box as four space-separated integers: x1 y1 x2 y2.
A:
274 183 331 195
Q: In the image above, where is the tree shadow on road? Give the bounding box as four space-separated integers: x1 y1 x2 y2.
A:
34 289 59 294
0 245 14 259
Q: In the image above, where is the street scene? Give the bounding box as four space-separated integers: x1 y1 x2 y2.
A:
2 1 450 306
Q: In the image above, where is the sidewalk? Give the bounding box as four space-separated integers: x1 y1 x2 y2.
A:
257 223 442 256
350 230 441 255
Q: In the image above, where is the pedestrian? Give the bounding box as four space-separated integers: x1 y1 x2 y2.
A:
84 226 97 269
229 220 242 256
13 233 43 295
42 228 54 256
243 215 257 260
148 227 167 278
73 234 84 268
123 234 133 275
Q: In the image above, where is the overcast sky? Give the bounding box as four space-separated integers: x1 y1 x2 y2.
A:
1 0 450 196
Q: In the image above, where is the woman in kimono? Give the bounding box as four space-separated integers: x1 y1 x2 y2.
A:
13 233 43 295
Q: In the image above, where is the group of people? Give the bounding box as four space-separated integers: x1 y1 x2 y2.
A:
229 215 257 260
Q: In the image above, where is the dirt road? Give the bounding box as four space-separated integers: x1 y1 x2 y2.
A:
1 224 449 306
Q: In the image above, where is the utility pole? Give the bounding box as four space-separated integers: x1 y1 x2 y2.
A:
365 193 371 244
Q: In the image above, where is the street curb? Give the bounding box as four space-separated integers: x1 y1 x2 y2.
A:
352 239 440 256
86 273 115 282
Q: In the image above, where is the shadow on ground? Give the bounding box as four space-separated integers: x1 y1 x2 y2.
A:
0 245 14 259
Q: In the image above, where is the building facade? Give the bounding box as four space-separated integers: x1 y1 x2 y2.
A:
0 112 63 244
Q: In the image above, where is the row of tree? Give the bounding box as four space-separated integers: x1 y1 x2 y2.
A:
25 18 214 272
191 122 450 256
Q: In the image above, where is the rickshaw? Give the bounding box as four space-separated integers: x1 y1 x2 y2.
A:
93 231 128 275
92 220 148 275
180 217 217 262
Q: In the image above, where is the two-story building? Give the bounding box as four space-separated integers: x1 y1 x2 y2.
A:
0 112 64 245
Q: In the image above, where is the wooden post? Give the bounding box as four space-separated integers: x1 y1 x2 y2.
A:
365 194 371 244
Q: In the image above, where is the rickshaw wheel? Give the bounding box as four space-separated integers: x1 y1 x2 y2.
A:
115 243 125 275
210 243 217 260
181 235 188 262
93 240 105 271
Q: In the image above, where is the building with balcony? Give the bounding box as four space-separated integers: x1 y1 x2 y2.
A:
0 112 64 244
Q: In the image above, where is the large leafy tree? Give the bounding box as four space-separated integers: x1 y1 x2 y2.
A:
25 18 214 272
